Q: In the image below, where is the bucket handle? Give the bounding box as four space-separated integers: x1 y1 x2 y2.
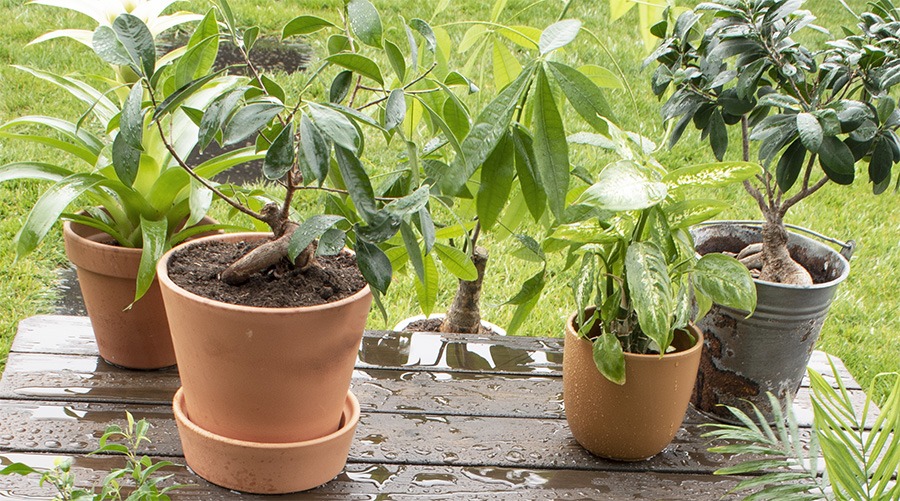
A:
694 220 855 261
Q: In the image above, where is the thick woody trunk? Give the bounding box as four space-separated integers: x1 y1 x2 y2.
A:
743 210 813 286
440 246 489 334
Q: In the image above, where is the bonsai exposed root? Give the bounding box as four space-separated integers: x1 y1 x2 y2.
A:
756 220 813 286
440 246 489 334
220 222 318 285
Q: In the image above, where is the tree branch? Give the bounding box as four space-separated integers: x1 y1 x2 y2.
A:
780 176 829 216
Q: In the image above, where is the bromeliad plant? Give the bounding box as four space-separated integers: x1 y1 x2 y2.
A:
704 362 900 501
548 138 759 383
0 4 258 301
649 0 900 285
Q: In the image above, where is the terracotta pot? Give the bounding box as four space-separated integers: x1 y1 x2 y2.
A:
563 310 703 461
173 387 360 494
63 221 175 369
157 232 372 444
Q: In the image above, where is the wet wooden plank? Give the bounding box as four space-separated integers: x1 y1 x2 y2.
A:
2 352 873 427
0 452 744 500
10 316 860 389
0 399 756 473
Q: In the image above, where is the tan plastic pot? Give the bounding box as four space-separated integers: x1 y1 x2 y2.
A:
563 311 703 461
63 221 175 369
157 232 372 444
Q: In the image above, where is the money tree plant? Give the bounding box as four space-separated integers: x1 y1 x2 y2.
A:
648 0 900 285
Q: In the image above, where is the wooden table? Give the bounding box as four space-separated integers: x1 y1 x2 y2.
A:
0 315 871 499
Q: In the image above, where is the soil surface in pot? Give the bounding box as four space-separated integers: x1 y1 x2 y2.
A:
403 317 499 335
167 240 366 308
696 235 833 284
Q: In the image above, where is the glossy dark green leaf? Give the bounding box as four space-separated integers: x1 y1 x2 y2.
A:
547 61 612 135
177 11 219 87
300 114 330 187
819 136 856 185
356 238 392 293
416 97 465 162
309 102 361 153
198 87 246 150
282 15 338 38
625 241 673 354
135 216 168 302
113 14 155 77
223 101 283 146
539 19 581 55
317 228 346 256
477 132 515 230
719 88 756 116
532 66 569 220
384 40 407 82
92 26 132 67
263 122 295 180
330 70 353 104
112 132 140 187
288 215 346 261
334 145 378 223
736 58 767 100
326 53 384 86
259 75 285 104
408 18 437 53
154 70 227 120
507 271 545 305
876 95 895 125
385 186 430 217
797 112 823 152
709 108 728 161
328 34 352 55
120 82 145 151
869 136 893 186
384 89 406 131
776 140 806 192
348 0 383 48
593 333 626 385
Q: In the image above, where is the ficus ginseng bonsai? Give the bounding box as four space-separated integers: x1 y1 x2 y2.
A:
548 135 759 382
648 0 900 285
0 2 259 301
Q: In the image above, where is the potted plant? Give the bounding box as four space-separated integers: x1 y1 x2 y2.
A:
97 0 494 493
647 0 900 421
547 151 758 460
0 2 258 369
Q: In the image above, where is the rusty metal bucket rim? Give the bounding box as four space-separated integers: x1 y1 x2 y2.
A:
692 221 851 292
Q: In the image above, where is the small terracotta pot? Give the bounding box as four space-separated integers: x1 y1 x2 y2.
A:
157 232 372 444
173 387 360 494
63 221 176 369
563 310 703 461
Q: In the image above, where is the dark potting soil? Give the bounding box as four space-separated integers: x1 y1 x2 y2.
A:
166 239 366 308
403 317 499 335
696 234 835 284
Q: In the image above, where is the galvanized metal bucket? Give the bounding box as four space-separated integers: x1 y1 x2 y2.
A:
690 221 852 423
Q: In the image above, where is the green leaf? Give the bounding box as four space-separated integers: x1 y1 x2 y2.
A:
507 292 540 335
330 70 354 104
198 87 246 150
434 243 478 281
328 34 352 55
695 253 757 313
414 252 439 316
441 94 470 142
776 140 806 192
547 61 613 135
282 15 337 37
819 136 856 185
326 53 384 86
300 113 330 186
1 115 103 157
507 271 545 305
415 97 466 163
512 125 546 221
92 26 132 67
577 161 666 211
135 216 168 302
112 132 140 187
113 14 156 77
593 332 626 385
408 18 437 53
708 109 728 161
797 112 823 153
384 89 406 131
385 185 430 217
539 19 581 55
400 220 425 281
497 25 541 50
663 161 761 192
0 162 72 183
664 199 730 229
317 228 346 256
417 208 435 253
308 102 360 153
223 101 283 146
477 132 515 230
625 242 673 353
154 70 228 120
348 0 383 48
187 178 212 228
334 145 377 223
263 122 295 180
177 24 219 88
532 66 569 220
288 215 346 261
577 64 623 89
492 39 522 90
384 40 407 82
356 238 392 293
120 82 145 151
12 66 118 125
0 463 39 476
868 135 893 186
459 24 488 53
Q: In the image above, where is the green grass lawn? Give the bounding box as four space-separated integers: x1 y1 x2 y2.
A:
0 0 897 401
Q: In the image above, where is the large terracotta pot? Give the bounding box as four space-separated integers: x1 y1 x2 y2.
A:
157 232 372 446
563 310 703 461
63 221 175 369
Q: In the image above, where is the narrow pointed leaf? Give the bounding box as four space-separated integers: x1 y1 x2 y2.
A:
477 133 515 230
120 82 145 151
300 114 330 186
356 238 392 293
283 15 337 37
112 133 140 187
113 14 156 77
326 53 384 86
414 252 439 316
288 215 346 261
348 0 383 48
384 90 406 131
384 40 407 82
135 216 168 302
539 19 581 55
625 242 673 352
492 39 522 90
263 122 296 180
434 243 477 281
532 66 569 219
547 61 613 134
309 102 360 153
334 145 377 223
401 221 425 281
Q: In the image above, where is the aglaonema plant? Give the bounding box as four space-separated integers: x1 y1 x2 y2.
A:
0 3 260 302
386 0 624 334
546 134 758 382
648 0 900 285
